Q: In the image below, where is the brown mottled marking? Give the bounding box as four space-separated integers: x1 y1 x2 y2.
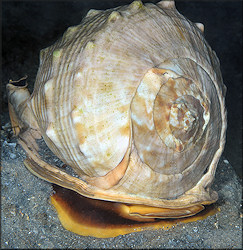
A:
151 68 168 76
165 112 170 122
75 122 87 144
118 105 129 114
100 82 114 93
177 108 184 122
175 142 183 152
167 78 178 100
154 93 172 137
176 26 186 41
165 103 172 120
119 124 130 137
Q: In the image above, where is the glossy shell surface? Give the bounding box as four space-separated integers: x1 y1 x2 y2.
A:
7 0 227 218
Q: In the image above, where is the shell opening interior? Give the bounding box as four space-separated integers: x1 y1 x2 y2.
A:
50 184 220 238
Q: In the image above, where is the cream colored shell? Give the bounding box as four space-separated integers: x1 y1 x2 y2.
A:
7 0 227 218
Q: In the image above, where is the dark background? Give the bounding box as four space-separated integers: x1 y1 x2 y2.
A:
1 0 242 178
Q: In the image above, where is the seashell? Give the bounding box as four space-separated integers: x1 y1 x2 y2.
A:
7 0 227 221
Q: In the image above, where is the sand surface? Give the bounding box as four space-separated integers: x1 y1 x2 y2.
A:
1 122 242 248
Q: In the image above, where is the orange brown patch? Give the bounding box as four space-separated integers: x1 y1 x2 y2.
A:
175 143 183 152
119 124 130 137
118 105 129 114
74 122 87 144
151 68 168 75
86 141 130 190
167 78 178 100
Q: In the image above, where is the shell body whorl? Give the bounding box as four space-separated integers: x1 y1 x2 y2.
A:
8 1 227 215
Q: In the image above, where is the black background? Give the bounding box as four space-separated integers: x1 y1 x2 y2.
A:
1 0 242 178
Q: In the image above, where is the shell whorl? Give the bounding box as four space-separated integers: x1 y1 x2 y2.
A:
128 56 223 199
